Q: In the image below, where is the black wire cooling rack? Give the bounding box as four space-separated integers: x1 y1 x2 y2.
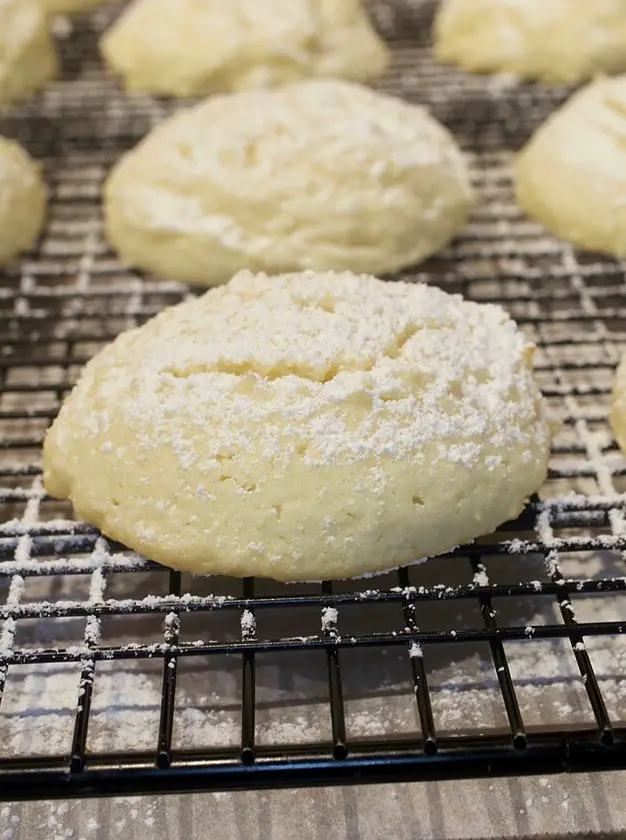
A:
1 0 626 801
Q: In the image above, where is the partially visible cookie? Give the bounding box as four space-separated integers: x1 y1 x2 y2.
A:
43 270 550 582
435 0 626 84
0 0 58 106
0 137 46 266
101 0 389 97
104 80 473 286
515 76 626 256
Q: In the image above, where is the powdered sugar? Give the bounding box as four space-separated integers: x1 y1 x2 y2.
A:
240 609 256 639
409 641 423 658
136 274 539 464
321 606 338 635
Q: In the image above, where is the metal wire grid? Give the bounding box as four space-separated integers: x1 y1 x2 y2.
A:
0 0 626 799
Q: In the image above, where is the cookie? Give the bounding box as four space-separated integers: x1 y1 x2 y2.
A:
104 80 473 286
435 0 626 84
43 270 550 582
0 0 58 106
0 137 46 266
516 76 626 256
100 0 389 97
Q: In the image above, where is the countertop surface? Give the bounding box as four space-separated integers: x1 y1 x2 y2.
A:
3 773 626 840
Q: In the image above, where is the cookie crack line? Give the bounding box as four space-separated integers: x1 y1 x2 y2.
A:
162 324 425 383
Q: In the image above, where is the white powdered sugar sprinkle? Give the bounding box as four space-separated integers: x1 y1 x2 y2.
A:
55 270 548 481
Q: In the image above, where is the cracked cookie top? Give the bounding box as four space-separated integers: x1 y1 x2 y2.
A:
43 270 550 581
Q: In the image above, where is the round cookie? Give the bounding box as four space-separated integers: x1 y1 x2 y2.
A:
104 80 473 287
0 0 58 106
43 270 550 582
515 76 626 256
0 137 46 266
100 0 389 98
434 0 626 84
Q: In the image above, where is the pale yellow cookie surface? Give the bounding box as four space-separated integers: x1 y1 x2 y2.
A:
0 0 58 106
0 136 46 266
104 80 473 287
43 270 550 582
435 0 626 83
516 76 626 256
101 0 389 97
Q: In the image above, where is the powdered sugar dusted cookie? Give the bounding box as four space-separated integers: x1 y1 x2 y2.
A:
0 0 58 106
516 76 626 256
0 136 46 266
104 80 473 287
435 0 626 83
43 270 550 582
100 0 389 97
